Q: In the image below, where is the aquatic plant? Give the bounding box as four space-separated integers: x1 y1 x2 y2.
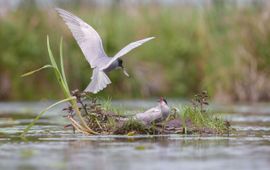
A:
181 91 230 134
20 36 98 136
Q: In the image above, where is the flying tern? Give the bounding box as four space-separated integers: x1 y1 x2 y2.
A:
56 8 155 93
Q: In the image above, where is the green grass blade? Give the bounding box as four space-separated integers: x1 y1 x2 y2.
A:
47 36 70 96
59 37 69 90
21 65 53 77
46 35 58 69
20 96 76 137
52 66 70 97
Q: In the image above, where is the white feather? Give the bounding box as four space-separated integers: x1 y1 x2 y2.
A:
55 8 109 68
134 106 162 124
84 69 111 94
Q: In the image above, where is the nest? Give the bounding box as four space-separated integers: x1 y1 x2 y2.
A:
63 90 231 135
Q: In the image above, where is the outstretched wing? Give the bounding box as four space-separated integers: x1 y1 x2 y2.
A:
84 68 111 94
56 8 108 68
100 37 155 70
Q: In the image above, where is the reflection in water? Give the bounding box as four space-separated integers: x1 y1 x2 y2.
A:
0 102 270 170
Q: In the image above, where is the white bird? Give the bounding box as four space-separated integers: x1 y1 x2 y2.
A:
55 8 155 94
133 97 170 125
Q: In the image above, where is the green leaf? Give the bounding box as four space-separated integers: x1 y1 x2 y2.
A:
20 96 76 137
127 131 136 136
52 65 71 97
135 145 146 150
21 65 53 77
47 35 70 97
59 37 69 90
47 35 58 69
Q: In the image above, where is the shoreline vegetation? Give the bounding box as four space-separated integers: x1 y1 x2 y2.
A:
1 2 270 103
20 37 231 137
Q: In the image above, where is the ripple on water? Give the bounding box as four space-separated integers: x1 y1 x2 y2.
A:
0 102 270 170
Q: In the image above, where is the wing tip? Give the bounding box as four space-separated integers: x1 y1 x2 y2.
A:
55 7 64 14
145 37 155 41
55 7 75 18
140 36 155 44
55 8 69 18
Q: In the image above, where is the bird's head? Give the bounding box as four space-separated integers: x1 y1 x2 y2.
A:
158 97 170 118
158 97 168 105
118 59 129 77
118 58 123 67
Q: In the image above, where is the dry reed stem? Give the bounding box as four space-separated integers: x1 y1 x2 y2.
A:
70 99 99 135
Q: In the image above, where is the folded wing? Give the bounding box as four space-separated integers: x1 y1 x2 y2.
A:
134 106 162 124
56 8 108 68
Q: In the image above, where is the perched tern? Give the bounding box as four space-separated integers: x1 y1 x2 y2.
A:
133 97 170 124
55 8 155 93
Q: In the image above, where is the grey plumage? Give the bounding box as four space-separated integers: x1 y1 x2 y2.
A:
134 98 170 124
117 98 170 125
55 8 155 93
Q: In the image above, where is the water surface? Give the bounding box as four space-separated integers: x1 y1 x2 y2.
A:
0 101 270 170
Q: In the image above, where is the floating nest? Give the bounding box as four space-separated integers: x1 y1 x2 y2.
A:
63 90 231 135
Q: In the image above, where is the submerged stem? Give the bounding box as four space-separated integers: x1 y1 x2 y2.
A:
20 97 76 137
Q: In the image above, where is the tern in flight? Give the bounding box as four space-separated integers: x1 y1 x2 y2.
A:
56 8 155 93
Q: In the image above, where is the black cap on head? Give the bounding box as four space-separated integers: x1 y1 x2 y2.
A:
118 59 123 68
159 97 168 104
163 98 168 104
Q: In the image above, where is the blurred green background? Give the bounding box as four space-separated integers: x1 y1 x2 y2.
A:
0 0 270 103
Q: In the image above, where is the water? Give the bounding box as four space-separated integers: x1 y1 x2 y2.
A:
0 101 270 170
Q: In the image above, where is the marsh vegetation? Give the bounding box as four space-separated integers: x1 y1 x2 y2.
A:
1 1 270 103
